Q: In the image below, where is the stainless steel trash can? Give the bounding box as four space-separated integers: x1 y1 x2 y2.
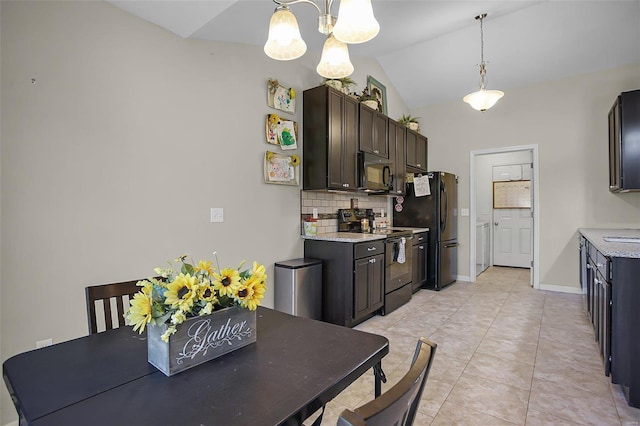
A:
274 258 322 320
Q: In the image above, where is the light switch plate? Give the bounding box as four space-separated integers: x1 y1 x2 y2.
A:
210 208 224 223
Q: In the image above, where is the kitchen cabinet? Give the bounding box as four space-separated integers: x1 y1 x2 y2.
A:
579 230 640 408
303 85 359 190
411 232 428 292
359 103 389 158
304 239 384 327
406 128 428 173
388 118 406 196
608 89 640 192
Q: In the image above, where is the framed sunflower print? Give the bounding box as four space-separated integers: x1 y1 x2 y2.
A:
264 151 300 186
367 75 387 115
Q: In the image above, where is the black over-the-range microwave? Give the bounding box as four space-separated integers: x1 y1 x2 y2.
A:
358 152 394 193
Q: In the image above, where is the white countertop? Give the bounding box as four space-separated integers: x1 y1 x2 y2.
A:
579 228 640 258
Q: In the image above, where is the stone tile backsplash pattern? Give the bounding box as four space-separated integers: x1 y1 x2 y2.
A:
301 191 392 234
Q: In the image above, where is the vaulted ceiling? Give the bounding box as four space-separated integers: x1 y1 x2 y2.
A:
108 0 640 109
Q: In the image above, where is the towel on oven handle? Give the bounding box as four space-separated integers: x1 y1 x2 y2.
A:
397 237 406 263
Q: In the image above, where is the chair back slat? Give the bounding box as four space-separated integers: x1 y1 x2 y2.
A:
337 338 437 426
85 279 142 334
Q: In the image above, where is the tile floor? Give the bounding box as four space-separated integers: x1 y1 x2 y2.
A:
308 266 640 425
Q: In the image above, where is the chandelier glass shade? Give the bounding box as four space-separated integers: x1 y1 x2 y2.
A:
264 0 379 78
316 34 354 78
332 0 380 44
463 13 504 111
264 6 307 61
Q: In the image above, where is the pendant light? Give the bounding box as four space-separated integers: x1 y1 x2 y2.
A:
264 0 379 78
316 34 354 78
332 0 380 44
264 5 307 61
463 13 504 112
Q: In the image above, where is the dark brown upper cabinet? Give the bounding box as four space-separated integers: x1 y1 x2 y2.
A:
359 103 389 158
609 89 640 192
388 119 406 196
406 128 428 174
303 86 359 191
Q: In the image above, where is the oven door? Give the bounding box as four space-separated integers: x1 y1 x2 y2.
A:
385 236 413 293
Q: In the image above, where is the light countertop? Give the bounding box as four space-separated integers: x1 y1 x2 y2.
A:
579 228 640 258
302 227 429 243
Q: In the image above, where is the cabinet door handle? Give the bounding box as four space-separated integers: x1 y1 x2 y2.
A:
586 264 591 269
596 262 604 268
343 183 350 188
367 247 377 251
594 278 601 285
419 246 424 250
369 258 376 264
417 163 422 167
373 150 379 154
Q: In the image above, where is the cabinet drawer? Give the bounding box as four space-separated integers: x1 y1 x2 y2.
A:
413 232 428 246
354 241 384 259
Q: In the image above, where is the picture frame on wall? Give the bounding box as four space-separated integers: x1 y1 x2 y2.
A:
367 75 387 115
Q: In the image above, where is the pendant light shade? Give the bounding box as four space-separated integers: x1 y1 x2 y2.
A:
463 13 503 111
264 6 307 61
316 35 354 78
332 0 380 44
463 89 504 112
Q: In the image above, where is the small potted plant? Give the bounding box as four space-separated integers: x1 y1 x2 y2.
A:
358 88 379 110
323 77 356 94
398 114 420 132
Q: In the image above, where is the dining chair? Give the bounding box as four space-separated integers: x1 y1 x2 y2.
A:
336 337 437 426
85 279 142 334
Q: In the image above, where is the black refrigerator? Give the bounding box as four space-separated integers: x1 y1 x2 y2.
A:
394 171 458 290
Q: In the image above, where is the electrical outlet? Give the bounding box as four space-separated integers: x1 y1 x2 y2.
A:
210 208 224 223
36 338 52 349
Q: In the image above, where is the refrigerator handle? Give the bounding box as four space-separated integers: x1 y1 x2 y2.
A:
443 242 459 248
441 179 447 233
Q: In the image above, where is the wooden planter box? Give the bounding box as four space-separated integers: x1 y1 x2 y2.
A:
147 306 256 376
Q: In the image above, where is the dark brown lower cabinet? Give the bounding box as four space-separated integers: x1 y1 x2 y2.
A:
412 232 428 292
580 232 640 407
305 239 384 328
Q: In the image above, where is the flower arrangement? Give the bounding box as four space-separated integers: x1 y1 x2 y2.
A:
126 253 267 342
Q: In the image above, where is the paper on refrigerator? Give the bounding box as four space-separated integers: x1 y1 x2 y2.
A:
413 174 431 197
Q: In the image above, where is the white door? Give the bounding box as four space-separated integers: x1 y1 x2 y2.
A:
493 208 532 268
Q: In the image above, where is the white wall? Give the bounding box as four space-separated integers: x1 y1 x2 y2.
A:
415 63 640 290
0 2 407 423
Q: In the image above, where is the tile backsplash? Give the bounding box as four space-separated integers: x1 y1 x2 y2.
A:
300 191 392 234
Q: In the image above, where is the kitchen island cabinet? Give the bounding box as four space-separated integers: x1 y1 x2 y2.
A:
304 238 384 328
579 229 640 408
303 85 359 191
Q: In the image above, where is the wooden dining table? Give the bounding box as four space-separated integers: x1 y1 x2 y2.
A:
3 307 389 425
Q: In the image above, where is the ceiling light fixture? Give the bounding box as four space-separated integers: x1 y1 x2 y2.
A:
463 13 504 112
264 0 379 79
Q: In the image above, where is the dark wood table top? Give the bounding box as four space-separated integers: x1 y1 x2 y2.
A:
3 307 388 425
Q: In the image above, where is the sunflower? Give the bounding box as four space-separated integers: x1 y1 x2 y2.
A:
164 273 199 310
126 292 153 333
234 276 262 310
197 281 218 303
194 260 214 276
290 154 300 167
212 267 241 297
289 88 296 99
266 151 274 161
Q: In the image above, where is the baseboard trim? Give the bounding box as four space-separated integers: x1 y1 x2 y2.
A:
539 283 582 294
456 275 471 282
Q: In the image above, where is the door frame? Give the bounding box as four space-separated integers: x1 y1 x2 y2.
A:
469 145 540 289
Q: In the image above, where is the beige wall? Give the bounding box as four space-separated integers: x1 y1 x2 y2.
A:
414 64 640 288
0 2 407 423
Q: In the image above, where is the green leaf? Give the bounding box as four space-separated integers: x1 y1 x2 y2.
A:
181 263 195 275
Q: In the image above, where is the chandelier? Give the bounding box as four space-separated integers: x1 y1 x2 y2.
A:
263 0 380 79
463 13 504 111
